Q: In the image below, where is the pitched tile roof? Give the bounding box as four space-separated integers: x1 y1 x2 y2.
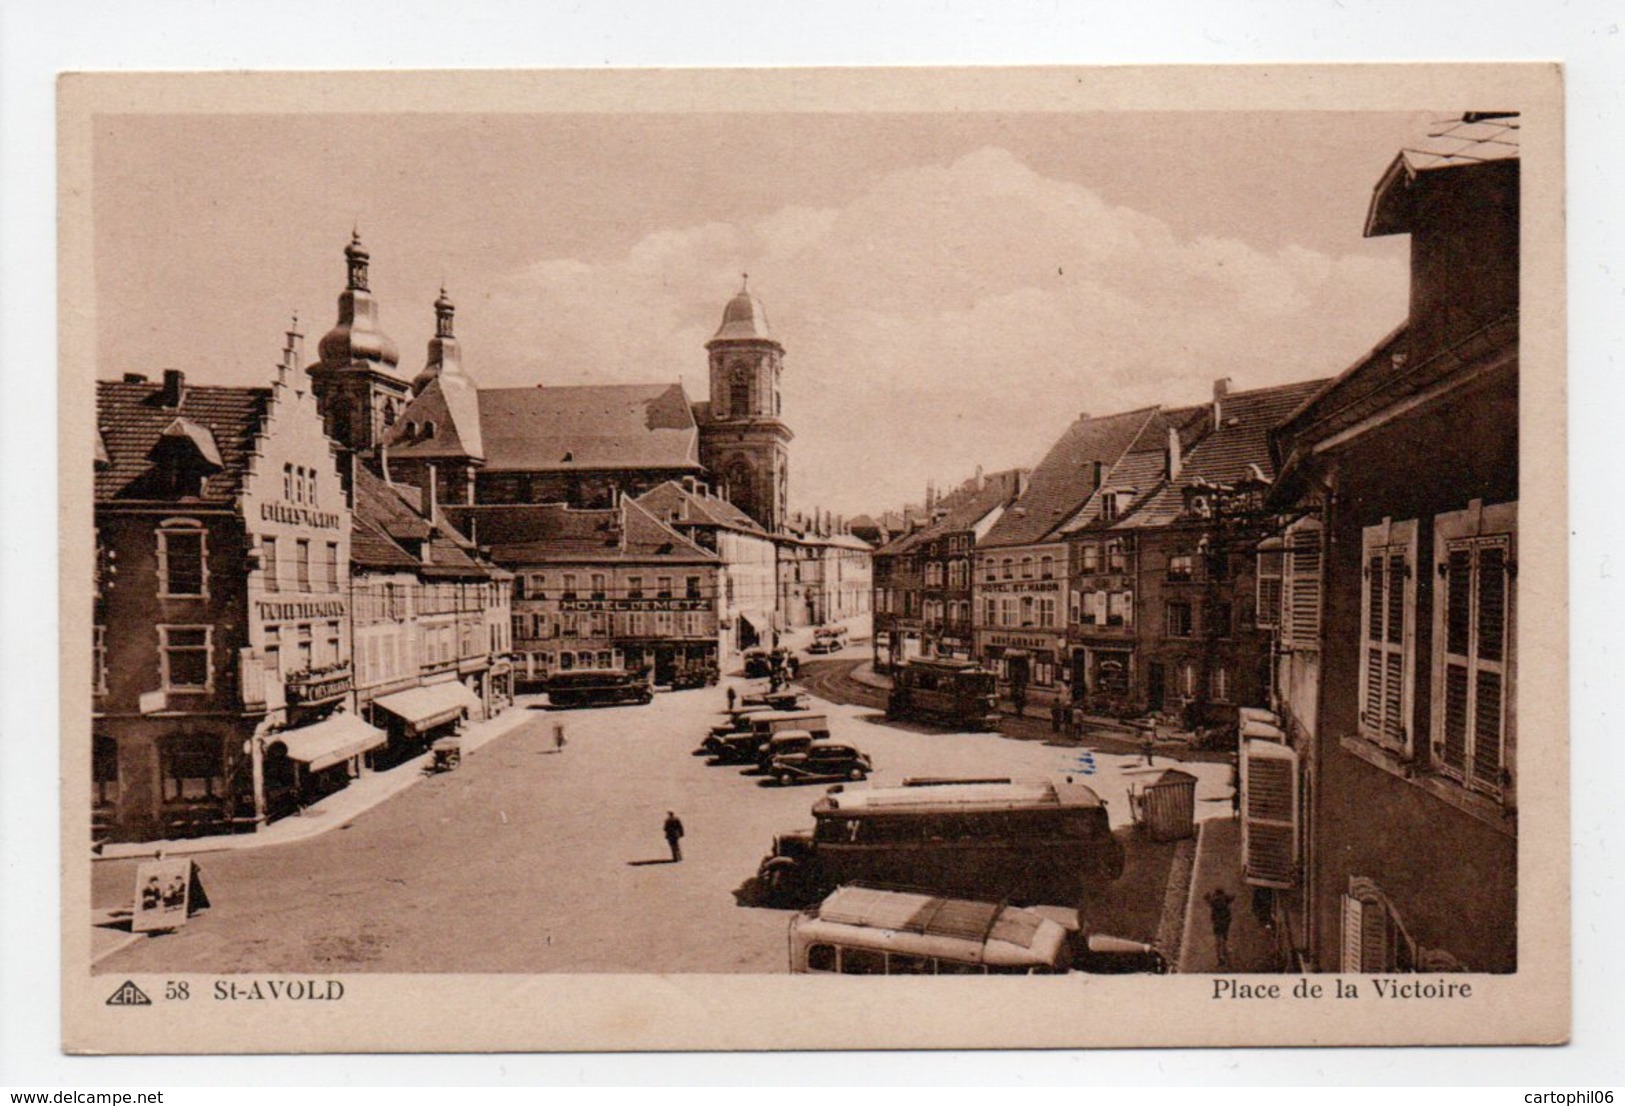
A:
979 407 1160 549
1366 113 1520 237
449 499 717 565
96 378 271 502
635 480 766 535
1396 113 1520 173
874 469 1027 558
471 383 702 473
1120 379 1329 529
350 465 492 578
386 370 485 461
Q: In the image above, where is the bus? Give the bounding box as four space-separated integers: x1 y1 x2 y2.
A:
543 668 653 709
886 658 1001 731
757 777 1124 907
788 886 1073 975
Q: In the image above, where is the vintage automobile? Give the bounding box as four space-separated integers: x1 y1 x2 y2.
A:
805 637 843 655
789 886 1072 975
708 711 832 766
740 689 810 712
742 650 774 679
768 740 873 786
756 777 1124 906
694 706 776 756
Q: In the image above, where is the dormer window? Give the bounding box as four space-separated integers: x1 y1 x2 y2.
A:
423 420 437 439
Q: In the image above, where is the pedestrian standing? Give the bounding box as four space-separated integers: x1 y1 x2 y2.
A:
663 811 685 862
1251 885 1276 932
1050 701 1064 734
1205 887 1236 969
726 686 737 711
1141 734 1156 767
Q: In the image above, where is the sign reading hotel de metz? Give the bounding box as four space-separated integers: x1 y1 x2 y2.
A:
557 598 714 613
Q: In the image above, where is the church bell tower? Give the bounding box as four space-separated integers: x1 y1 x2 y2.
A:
696 278 792 533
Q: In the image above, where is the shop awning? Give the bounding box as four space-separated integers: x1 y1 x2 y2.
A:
739 611 772 638
275 713 386 773
373 681 481 735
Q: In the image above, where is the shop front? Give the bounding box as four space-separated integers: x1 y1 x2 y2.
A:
370 680 482 763
1067 640 1138 715
264 708 387 815
978 630 1063 705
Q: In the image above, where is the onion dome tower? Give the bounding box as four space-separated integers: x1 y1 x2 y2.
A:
696 275 792 533
306 231 410 453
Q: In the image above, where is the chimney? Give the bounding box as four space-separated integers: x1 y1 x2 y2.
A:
421 463 439 520
975 464 984 491
1166 425 1183 481
1016 469 1031 497
122 372 147 384
1213 377 1231 425
160 369 185 408
345 452 359 509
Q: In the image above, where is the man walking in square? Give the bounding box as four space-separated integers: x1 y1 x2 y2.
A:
663 810 685 862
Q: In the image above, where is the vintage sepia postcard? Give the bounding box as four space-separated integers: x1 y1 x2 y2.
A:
59 63 1567 1053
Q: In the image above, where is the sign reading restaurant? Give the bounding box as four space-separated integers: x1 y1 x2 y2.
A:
986 632 1054 650
558 598 714 613
260 501 344 529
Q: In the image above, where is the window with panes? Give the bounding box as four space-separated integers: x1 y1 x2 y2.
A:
160 625 212 691
1165 602 1193 637
160 733 225 802
157 522 207 597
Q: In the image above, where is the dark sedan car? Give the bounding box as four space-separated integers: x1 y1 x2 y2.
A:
768 741 872 786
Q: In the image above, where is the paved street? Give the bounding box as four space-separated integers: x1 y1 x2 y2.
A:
93 652 1234 975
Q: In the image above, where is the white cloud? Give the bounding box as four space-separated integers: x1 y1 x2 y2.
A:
475 146 1408 515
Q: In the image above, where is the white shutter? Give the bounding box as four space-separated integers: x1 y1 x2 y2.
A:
1341 894 1363 973
1358 518 1418 756
1280 518 1323 650
1340 892 1389 972
1241 737 1299 888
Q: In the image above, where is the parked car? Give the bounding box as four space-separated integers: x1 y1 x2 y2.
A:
806 637 842 655
743 650 774 678
694 706 776 756
769 740 872 786
710 711 832 766
741 689 810 712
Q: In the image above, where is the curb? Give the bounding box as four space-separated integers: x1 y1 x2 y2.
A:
1176 818 1212 974
92 699 541 863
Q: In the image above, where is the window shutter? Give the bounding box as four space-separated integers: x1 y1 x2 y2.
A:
1280 518 1323 650
1431 502 1516 799
1358 519 1418 756
1340 894 1364 973
1241 738 1299 888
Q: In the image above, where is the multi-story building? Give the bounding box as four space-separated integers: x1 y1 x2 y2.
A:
871 469 1026 669
1257 113 1520 972
636 479 778 660
456 499 721 687
973 408 1159 709
775 516 874 635
1061 381 1324 724
348 464 510 763
94 331 379 842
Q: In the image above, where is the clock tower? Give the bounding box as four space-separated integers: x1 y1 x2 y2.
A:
696 278 792 533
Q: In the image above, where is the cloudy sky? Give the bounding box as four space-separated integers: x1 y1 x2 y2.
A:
94 110 1428 516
